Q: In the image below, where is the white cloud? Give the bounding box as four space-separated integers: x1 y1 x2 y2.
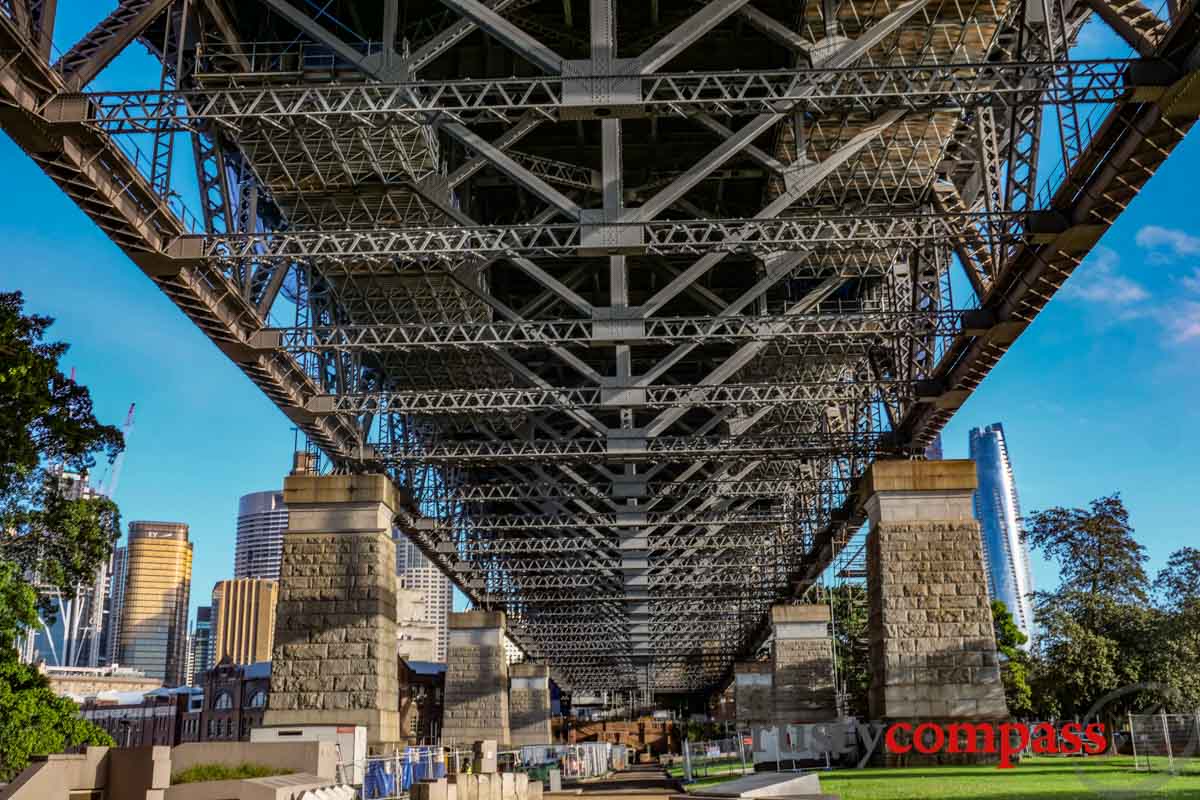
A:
1135 225 1200 259
1164 301 1200 342
1181 268 1200 295
1063 246 1150 305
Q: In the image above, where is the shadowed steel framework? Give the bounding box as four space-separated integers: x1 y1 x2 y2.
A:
1 0 1198 694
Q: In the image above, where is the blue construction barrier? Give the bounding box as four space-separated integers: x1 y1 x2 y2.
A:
361 747 448 797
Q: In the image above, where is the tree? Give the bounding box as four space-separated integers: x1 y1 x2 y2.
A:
1023 495 1161 722
991 600 1032 718
0 291 123 610
0 292 122 778
1154 547 1200 610
1024 494 1148 603
0 660 114 781
830 585 870 717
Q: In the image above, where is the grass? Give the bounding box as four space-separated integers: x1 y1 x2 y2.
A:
171 763 295 785
667 757 753 781
681 757 1200 798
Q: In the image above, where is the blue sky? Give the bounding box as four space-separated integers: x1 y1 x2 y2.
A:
2 4 1198 623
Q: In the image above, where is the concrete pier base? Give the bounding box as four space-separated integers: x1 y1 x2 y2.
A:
509 663 553 746
264 474 402 746
442 611 511 745
733 662 773 728
861 460 1008 763
771 605 838 725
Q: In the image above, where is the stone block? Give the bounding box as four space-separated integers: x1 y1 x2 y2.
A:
501 772 516 800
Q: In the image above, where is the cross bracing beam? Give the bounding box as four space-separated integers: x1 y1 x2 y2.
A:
308 379 900 415
258 310 963 352
73 59 1136 133
174 212 1021 264
450 530 793 554
441 475 849 501
373 431 896 465
426 510 789 530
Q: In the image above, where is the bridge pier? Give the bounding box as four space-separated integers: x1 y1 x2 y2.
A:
442 611 511 746
264 473 402 746
771 605 839 726
509 662 553 746
862 460 1008 762
733 662 773 728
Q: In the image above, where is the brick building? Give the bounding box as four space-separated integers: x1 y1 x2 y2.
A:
80 687 202 747
80 657 444 747
399 660 447 743
194 659 272 742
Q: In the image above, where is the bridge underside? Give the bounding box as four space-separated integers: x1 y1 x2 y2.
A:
2 0 1198 694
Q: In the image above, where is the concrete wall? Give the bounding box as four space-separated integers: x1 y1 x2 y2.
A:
0 750 111 800
442 611 510 745
171 741 337 780
0 742 336 800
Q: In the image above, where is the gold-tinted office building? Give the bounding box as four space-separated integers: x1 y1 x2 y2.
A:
212 578 278 665
117 521 192 685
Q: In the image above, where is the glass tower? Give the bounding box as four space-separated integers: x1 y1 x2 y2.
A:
117 521 193 684
969 423 1035 643
235 491 288 580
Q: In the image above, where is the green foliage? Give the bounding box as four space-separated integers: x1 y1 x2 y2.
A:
0 292 123 498
1023 493 1148 603
0 559 38 658
0 660 115 782
1154 546 1200 609
0 291 123 615
831 585 870 717
990 601 1032 718
171 763 295 785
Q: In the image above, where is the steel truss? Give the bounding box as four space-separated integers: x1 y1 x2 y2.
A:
2 0 1198 694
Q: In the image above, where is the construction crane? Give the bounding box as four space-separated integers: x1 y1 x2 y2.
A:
98 403 135 499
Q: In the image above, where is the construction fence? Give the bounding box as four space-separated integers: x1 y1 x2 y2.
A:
1129 712 1200 775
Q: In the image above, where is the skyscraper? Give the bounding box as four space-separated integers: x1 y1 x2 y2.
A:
212 578 278 665
117 522 193 685
969 423 1035 643
190 606 214 684
396 536 452 662
103 546 128 666
235 491 288 580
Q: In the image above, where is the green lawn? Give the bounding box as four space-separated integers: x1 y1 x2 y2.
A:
682 757 1200 798
666 758 753 781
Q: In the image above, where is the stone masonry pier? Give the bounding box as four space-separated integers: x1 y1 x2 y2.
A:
509 662 553 746
264 473 402 746
772 604 838 725
442 611 511 745
733 662 773 728
861 460 1008 762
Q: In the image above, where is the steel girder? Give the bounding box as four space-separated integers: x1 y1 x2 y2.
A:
2 0 1199 694
72 59 1135 132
